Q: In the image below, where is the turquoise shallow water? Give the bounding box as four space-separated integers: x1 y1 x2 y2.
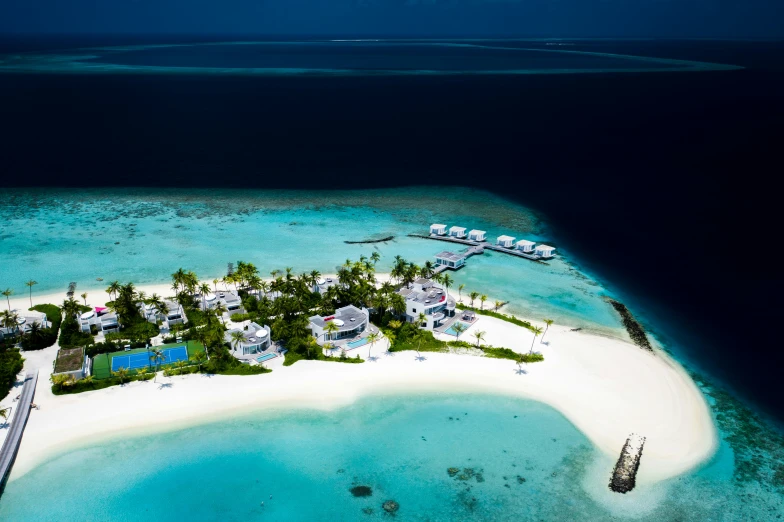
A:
1 394 781 521
1 187 783 517
0 187 619 332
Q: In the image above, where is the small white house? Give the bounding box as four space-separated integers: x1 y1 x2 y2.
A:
435 251 467 269
396 278 456 330
535 245 556 258
309 305 370 345
497 235 516 248
79 310 120 334
516 239 536 253
449 226 467 239
468 229 486 242
430 224 447 236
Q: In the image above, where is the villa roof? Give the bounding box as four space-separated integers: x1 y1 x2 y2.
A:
309 305 367 331
516 239 535 245
227 322 270 345
469 229 486 235
435 251 466 262
449 226 466 232
498 235 516 241
536 244 556 250
431 223 447 228
414 277 431 285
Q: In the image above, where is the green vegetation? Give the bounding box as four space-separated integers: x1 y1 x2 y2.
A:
457 305 537 332
18 303 61 350
104 321 159 344
58 297 94 348
0 346 24 400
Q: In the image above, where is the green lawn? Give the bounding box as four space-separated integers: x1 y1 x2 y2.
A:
92 340 206 380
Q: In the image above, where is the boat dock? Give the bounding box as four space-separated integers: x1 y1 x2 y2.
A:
0 371 38 496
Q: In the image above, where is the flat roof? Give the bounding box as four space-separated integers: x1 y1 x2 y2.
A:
430 223 447 228
536 244 556 250
497 235 516 241
227 322 269 344
468 229 486 234
309 305 367 331
516 239 535 245
449 226 466 231
435 250 466 262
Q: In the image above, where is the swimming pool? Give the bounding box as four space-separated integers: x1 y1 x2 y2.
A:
256 353 277 363
346 337 371 350
443 321 471 337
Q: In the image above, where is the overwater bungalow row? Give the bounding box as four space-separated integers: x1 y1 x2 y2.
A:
428 224 556 258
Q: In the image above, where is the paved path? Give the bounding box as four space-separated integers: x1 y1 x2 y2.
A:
0 371 38 494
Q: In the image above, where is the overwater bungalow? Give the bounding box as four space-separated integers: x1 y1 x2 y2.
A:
516 239 536 253
434 250 467 270
449 226 467 239
535 245 556 258
397 278 456 330
468 229 486 241
309 305 370 345
497 235 516 248
430 223 447 236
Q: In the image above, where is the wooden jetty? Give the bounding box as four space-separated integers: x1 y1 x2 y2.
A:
408 234 549 264
0 371 38 496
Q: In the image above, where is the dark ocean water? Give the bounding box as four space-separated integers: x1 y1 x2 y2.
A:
1 36 783 425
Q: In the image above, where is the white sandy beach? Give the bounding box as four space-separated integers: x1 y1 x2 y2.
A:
5 283 717 488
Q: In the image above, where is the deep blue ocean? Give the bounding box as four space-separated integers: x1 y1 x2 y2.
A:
0 37 783 518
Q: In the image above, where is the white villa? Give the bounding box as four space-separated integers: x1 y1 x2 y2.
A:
449 226 467 239
516 239 536 253
143 300 187 329
535 245 556 258
430 224 447 236
0 309 50 339
313 277 339 295
309 305 370 345
435 250 467 270
203 291 245 316
497 235 516 248
397 278 456 330
468 229 486 241
225 322 272 356
79 309 120 334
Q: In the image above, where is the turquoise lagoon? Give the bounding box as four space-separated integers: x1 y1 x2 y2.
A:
1 188 783 518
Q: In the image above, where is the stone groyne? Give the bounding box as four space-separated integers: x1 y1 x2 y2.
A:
609 433 646 493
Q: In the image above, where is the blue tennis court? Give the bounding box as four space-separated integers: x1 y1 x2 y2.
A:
111 346 189 372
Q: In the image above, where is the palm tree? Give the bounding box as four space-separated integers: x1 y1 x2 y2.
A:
212 279 219 292
413 328 428 358
230 331 246 353
458 284 465 302
0 406 11 423
25 280 38 308
199 283 211 309
213 302 227 324
417 312 427 329
469 291 479 307
81 292 88 306
366 332 379 360
441 273 453 301
175 360 187 376
50 373 70 391
193 350 207 372
82 375 95 387
115 367 130 384
529 326 544 354
541 319 554 343
473 330 486 348
494 300 503 312
324 321 340 344
370 252 381 266
150 348 165 381
107 280 121 301
1 310 18 335
480 294 488 310
134 367 147 380
2 288 13 311
388 319 402 330
451 321 467 339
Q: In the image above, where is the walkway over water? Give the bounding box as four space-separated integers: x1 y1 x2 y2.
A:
409 234 550 269
0 372 38 495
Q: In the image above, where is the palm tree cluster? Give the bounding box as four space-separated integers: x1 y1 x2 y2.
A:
390 255 434 285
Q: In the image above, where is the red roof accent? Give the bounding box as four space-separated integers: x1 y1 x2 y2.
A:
324 316 335 321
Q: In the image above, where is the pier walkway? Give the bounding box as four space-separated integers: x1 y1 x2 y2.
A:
0 371 38 495
409 234 548 264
